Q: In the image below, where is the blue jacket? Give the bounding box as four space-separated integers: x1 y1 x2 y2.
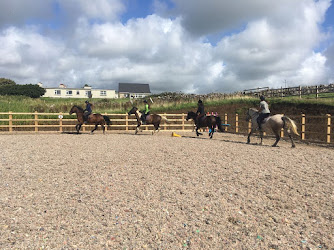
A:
85 103 92 113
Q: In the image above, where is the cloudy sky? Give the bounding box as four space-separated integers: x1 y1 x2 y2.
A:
0 0 333 93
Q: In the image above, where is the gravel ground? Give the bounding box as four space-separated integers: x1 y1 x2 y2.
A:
0 131 333 249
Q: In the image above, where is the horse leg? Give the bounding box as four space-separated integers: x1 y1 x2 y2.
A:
76 124 82 134
209 126 214 139
101 124 105 134
272 131 280 147
196 127 200 136
247 130 253 144
91 124 98 134
152 124 159 135
135 124 140 134
288 133 296 148
259 131 264 145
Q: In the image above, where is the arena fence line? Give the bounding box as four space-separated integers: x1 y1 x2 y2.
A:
0 112 332 145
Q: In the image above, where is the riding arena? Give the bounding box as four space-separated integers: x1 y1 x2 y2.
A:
1 122 333 249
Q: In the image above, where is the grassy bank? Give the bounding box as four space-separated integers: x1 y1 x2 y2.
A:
0 94 334 114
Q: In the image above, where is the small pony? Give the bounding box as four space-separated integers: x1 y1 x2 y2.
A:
69 105 111 134
128 107 168 135
186 111 223 139
246 108 299 147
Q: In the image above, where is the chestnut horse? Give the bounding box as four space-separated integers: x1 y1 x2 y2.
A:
128 107 168 135
69 105 111 134
246 108 299 147
186 111 223 139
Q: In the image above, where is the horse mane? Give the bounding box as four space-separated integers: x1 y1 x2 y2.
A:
249 108 258 113
73 105 84 112
188 111 196 116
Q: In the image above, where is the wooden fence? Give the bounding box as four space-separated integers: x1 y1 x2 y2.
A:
0 112 332 145
244 84 334 98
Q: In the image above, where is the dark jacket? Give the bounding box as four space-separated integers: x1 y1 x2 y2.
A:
85 103 92 113
196 103 205 115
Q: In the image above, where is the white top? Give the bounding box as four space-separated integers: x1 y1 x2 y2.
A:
259 101 270 114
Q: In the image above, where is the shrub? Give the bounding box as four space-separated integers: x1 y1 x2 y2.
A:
0 84 46 98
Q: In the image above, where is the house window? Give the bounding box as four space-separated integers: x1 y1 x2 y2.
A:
54 90 61 95
66 90 73 95
100 91 106 96
76 91 80 95
85 91 89 96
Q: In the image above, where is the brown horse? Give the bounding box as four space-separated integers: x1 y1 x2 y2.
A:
128 107 168 134
246 108 299 147
186 111 223 138
69 105 111 134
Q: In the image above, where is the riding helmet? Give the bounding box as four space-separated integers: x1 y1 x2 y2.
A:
198 99 203 104
260 96 265 101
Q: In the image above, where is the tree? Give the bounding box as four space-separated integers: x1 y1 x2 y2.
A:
0 78 16 86
0 84 46 98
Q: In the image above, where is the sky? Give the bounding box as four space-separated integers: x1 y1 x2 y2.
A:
0 0 334 94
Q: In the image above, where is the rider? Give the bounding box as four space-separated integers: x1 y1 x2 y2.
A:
257 95 270 131
141 99 150 124
195 99 205 127
83 100 92 123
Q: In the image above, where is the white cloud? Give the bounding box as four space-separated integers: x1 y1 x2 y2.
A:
0 0 333 93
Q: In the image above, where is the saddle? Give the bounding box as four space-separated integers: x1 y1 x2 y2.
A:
141 114 151 124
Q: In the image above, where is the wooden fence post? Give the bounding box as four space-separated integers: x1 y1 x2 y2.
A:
59 112 63 133
301 114 306 140
281 87 283 98
125 113 129 131
248 120 252 134
104 113 108 132
235 113 239 133
164 113 167 130
9 111 13 132
224 113 228 132
182 113 185 130
316 85 319 99
299 86 302 99
327 114 331 144
34 111 38 132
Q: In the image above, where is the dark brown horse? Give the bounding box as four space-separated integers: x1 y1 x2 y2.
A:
69 105 111 134
186 111 223 139
128 107 168 135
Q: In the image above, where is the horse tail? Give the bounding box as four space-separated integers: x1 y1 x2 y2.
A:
282 116 299 136
103 115 112 126
161 116 169 123
215 116 223 132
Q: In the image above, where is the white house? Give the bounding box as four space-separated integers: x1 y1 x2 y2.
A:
40 83 118 99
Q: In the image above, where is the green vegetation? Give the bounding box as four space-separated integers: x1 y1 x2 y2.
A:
0 78 16 86
0 93 333 114
0 84 46 98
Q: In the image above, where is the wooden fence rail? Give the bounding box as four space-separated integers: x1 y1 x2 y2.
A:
0 112 332 145
244 83 334 99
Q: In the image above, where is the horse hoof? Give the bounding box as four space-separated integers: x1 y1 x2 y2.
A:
291 145 296 148
272 145 277 147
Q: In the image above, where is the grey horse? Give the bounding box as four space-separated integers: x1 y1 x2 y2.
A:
246 108 299 147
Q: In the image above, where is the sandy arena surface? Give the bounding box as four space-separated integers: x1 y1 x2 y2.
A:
0 131 333 249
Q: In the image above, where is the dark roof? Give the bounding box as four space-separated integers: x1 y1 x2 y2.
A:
118 83 151 93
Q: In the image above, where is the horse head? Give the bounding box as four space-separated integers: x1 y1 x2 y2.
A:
128 107 138 115
245 108 259 121
186 111 196 121
69 105 83 115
